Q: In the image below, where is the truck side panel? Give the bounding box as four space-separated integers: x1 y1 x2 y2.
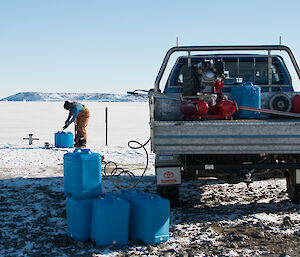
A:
152 120 300 154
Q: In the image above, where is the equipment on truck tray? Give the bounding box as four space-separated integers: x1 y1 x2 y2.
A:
129 45 300 205
179 58 237 119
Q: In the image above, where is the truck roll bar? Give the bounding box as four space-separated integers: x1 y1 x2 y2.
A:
154 45 300 93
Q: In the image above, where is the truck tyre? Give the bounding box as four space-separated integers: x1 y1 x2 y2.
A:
157 185 179 207
286 169 300 204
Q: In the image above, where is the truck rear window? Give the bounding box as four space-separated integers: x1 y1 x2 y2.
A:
167 55 291 93
224 58 285 85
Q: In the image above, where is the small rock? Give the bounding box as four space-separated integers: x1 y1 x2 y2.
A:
279 253 290 257
147 245 154 252
158 243 165 249
282 216 293 227
251 231 265 239
167 248 176 254
188 252 196 257
77 241 84 248
227 242 238 249
178 252 188 257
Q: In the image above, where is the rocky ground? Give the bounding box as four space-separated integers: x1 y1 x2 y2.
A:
1 172 300 257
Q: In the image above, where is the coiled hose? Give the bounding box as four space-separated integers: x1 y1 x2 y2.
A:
103 138 151 189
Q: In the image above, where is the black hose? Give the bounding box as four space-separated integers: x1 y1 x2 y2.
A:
103 138 151 189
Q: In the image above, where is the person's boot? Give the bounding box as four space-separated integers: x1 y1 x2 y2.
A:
78 136 86 147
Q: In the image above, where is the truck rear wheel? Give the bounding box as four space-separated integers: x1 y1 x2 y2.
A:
157 185 179 207
286 169 300 204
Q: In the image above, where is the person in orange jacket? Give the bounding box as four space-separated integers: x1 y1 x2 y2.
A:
63 101 90 147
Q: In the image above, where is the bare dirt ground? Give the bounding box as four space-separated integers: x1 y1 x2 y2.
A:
1 168 300 257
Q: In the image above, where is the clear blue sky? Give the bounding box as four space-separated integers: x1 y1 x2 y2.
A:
1 0 300 98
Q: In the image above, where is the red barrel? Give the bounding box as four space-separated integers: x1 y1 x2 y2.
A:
292 95 300 113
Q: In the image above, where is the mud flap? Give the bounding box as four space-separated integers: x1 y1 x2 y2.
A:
287 169 300 204
296 169 300 184
296 170 300 203
156 166 181 207
156 167 181 186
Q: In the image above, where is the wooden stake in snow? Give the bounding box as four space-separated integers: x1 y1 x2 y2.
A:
105 107 108 146
23 133 39 145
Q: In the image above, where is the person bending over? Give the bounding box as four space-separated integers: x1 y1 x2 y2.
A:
63 101 90 147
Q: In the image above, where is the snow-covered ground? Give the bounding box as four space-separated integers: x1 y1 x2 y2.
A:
1 102 300 257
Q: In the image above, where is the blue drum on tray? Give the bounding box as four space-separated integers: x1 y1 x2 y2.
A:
231 82 261 119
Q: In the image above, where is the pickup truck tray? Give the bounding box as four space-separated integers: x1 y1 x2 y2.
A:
151 119 300 154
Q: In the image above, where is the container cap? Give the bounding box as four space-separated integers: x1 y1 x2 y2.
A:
56 131 72 134
73 148 91 154
243 81 253 86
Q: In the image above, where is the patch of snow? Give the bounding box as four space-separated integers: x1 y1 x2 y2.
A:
251 213 282 224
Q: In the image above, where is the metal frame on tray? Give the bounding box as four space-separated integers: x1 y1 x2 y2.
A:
154 45 300 92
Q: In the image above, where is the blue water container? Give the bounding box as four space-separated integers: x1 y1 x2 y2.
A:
55 131 74 148
118 190 170 245
129 193 170 245
91 195 130 247
116 189 143 201
63 149 102 199
66 197 93 241
231 82 261 118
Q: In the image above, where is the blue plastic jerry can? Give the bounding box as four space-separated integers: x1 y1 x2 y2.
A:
91 195 130 247
66 197 93 241
55 131 74 148
117 189 143 201
63 148 102 199
130 193 169 244
118 190 170 245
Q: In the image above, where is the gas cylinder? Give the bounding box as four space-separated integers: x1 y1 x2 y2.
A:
196 100 209 116
217 100 236 117
180 99 209 118
292 95 300 113
180 100 198 117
